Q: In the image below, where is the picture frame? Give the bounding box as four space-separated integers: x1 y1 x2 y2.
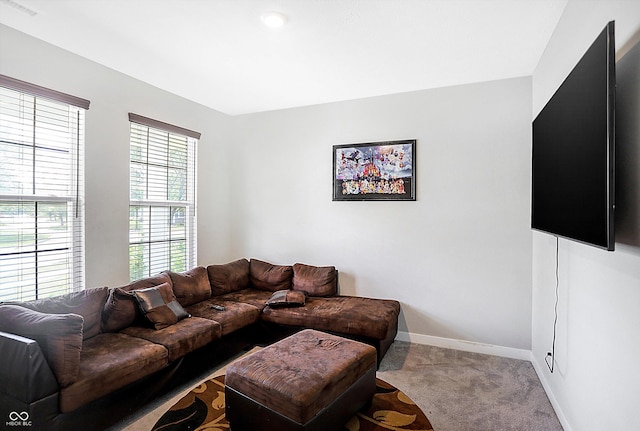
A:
333 139 416 201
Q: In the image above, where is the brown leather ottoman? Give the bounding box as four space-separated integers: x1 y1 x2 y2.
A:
225 329 377 431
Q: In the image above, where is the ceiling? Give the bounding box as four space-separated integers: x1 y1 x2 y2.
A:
0 0 568 115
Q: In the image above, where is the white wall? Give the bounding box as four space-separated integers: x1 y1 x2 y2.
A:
1 24 534 352
531 1 640 430
3 5 537 356
198 78 534 351
0 24 232 289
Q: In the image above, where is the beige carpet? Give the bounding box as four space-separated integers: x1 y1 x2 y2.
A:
109 342 563 431
377 342 564 431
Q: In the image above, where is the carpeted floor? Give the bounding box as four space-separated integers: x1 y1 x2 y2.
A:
109 341 563 431
377 341 564 431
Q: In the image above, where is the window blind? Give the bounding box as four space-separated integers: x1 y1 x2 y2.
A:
128 114 198 281
0 76 88 301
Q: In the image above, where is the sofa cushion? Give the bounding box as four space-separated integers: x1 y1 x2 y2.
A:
101 288 136 333
249 259 293 292
132 282 191 330
101 273 173 333
185 299 261 336
166 266 211 306
0 305 83 388
16 286 109 340
207 258 250 295
59 332 169 413
120 317 221 362
265 290 307 308
261 296 401 340
292 263 337 297
212 288 276 310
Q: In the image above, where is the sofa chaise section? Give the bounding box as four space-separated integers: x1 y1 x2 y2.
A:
207 258 401 362
261 295 400 363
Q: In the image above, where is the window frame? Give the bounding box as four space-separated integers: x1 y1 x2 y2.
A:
0 74 89 301
128 113 199 281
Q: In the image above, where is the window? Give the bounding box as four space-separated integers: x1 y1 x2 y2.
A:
128 113 199 281
0 75 89 301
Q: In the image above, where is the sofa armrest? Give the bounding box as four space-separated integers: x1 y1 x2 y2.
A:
0 331 59 404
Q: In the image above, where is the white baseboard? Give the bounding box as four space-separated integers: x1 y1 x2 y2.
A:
395 331 532 361
530 356 572 431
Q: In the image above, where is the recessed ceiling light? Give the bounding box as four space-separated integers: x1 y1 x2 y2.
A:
261 11 288 29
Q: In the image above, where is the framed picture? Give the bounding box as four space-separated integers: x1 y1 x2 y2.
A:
333 139 416 201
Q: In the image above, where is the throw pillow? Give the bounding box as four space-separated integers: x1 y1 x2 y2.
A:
292 263 337 297
101 273 173 333
132 282 191 330
165 266 211 306
265 289 307 308
249 259 293 292
207 258 250 295
0 305 83 388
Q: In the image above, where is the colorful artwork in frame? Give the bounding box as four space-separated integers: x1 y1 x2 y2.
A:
333 139 416 201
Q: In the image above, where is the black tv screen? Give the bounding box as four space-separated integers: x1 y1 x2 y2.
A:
532 21 615 251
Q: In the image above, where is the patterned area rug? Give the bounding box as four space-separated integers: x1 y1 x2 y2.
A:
152 375 433 431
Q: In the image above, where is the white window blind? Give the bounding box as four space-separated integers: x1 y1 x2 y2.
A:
0 75 88 301
128 114 198 281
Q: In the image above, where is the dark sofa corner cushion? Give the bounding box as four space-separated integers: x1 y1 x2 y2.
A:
133 282 191 330
101 273 173 333
266 289 307 308
208 258 251 295
15 286 109 340
0 305 83 388
165 266 211 306
292 263 337 297
250 259 293 292
101 288 137 333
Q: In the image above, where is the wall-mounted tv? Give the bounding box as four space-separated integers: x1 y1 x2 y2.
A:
532 21 615 251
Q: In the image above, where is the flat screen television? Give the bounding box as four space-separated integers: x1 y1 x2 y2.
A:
532 21 615 251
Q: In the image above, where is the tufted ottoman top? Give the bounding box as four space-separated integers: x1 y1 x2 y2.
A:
225 329 377 425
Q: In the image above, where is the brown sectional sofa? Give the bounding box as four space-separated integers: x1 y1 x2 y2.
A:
0 258 400 431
